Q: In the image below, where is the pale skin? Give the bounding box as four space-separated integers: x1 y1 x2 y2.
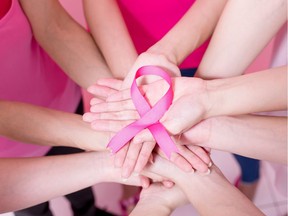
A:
0 100 110 151
138 155 265 216
0 100 156 213
130 183 187 216
83 0 228 177
83 66 287 164
0 151 145 213
19 0 112 88
197 0 287 78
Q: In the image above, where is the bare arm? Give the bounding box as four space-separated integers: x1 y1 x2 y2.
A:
197 0 287 78
144 155 264 216
206 66 287 117
130 183 187 216
83 0 137 78
0 100 110 151
19 0 112 88
148 0 228 65
0 151 142 213
182 114 287 164
88 66 287 135
83 0 227 86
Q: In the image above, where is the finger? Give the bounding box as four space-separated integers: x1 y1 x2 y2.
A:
170 151 194 173
140 176 150 188
140 168 167 183
91 119 134 132
82 112 94 123
162 180 174 188
87 84 118 98
132 129 155 144
96 78 123 91
121 142 143 178
187 145 212 166
114 144 129 168
84 110 139 122
176 145 209 173
90 97 104 106
90 99 135 113
106 89 131 102
134 141 155 173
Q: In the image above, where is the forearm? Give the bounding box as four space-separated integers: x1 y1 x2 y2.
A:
145 156 264 216
148 0 227 65
178 166 264 216
83 0 138 78
0 100 108 151
182 115 287 163
20 0 112 88
206 67 287 116
0 151 109 213
197 0 287 78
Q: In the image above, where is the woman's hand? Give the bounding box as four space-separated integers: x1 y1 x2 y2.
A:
130 183 188 216
83 77 212 178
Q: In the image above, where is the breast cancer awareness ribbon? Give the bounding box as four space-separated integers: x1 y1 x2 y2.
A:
107 65 179 158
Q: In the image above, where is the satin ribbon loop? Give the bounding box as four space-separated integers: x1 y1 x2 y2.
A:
107 65 178 158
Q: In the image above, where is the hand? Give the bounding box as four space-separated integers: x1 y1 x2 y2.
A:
121 52 181 88
130 183 188 216
84 77 212 178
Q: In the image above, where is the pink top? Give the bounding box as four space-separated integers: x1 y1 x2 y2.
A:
117 0 209 69
0 0 81 157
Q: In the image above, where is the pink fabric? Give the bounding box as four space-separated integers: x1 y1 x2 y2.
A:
0 0 81 157
117 0 209 69
108 66 178 158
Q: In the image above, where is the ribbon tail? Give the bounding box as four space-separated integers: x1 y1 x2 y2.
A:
107 122 147 153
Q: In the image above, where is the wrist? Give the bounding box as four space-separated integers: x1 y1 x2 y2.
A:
147 43 178 66
204 79 225 118
132 196 173 215
91 151 115 182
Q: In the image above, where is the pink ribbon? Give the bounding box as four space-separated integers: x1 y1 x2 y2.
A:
107 66 179 158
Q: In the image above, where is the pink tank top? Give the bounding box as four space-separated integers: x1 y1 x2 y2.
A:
117 0 209 68
0 0 81 157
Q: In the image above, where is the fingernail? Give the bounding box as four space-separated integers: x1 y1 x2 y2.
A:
122 178 128 182
82 113 90 122
87 86 95 94
203 169 211 175
148 156 154 164
208 162 213 168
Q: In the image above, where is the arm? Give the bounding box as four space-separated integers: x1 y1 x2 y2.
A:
83 0 227 86
87 66 287 135
0 151 142 213
144 155 265 216
147 0 228 65
83 0 137 79
181 115 287 164
197 0 287 78
0 100 110 151
19 0 112 88
205 66 287 117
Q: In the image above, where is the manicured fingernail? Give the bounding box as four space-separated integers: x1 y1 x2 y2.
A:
208 162 213 168
204 169 211 175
